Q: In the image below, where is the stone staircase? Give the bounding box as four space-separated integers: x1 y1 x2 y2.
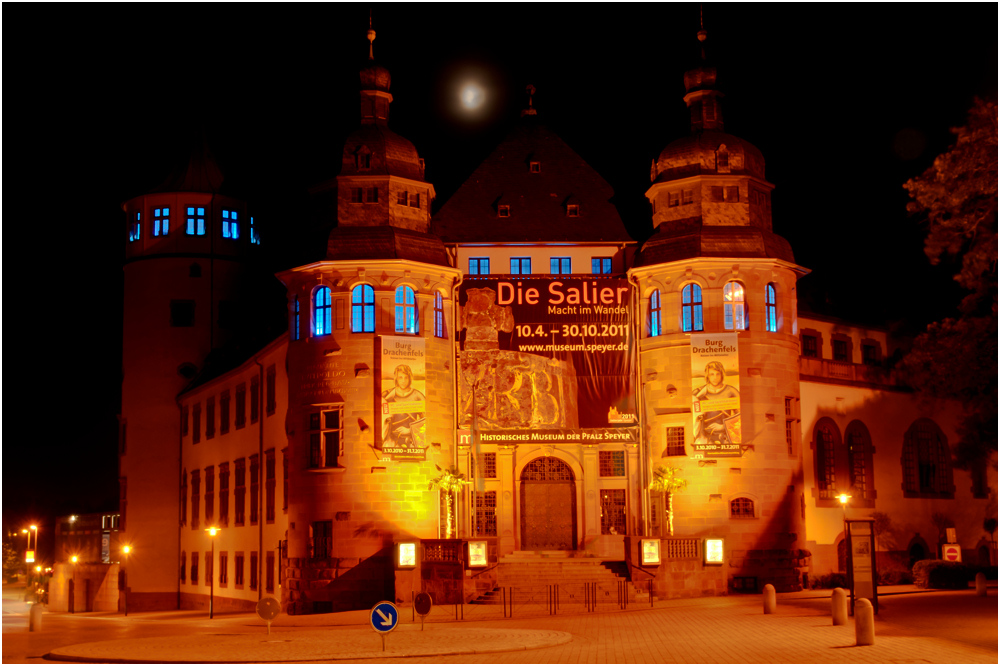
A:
471 551 650 605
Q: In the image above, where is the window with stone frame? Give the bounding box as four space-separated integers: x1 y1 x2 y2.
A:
308 406 343 469
468 257 490 275
599 450 626 477
192 402 201 444
180 469 188 526
219 552 228 587
190 470 200 529
204 466 215 525
250 455 260 525
395 285 418 334
218 462 230 527
249 552 258 591
180 551 186 583
784 397 796 456
220 390 230 435
665 427 685 456
351 284 376 333
206 397 215 440
191 552 199 584
730 497 755 519
833 338 849 362
234 458 246 526
235 552 244 587
312 521 333 558
600 489 627 535
510 257 531 274
681 283 703 332
814 418 840 500
204 554 212 588
723 281 747 330
649 289 662 336
801 334 818 358
434 292 445 338
250 377 260 424
902 418 953 498
314 287 332 336
765 283 778 332
235 383 246 429
265 449 276 523
474 491 497 536
845 421 874 504
861 342 880 366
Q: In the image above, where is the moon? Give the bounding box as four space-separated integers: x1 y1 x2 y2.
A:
460 83 484 110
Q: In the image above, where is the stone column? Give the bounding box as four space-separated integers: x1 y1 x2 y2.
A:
581 444 600 554
497 445 516 555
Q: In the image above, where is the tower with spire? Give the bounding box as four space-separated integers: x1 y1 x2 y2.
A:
630 22 810 592
276 22 461 615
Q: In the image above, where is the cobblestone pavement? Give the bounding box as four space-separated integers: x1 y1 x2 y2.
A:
4 582 996 664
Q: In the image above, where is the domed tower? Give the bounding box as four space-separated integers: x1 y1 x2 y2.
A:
277 24 461 615
119 141 263 610
630 25 810 594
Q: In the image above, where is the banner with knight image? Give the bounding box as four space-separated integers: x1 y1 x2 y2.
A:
690 333 742 458
380 336 427 462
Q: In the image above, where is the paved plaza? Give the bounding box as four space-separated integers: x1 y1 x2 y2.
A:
3 582 996 663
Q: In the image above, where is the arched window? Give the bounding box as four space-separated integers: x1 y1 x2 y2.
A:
313 287 332 336
681 283 703 332
351 284 375 333
650 290 662 337
433 292 445 338
902 419 953 498
730 497 754 519
765 283 778 332
180 551 187 583
845 421 873 502
395 286 418 334
814 417 841 499
723 281 746 330
291 295 300 341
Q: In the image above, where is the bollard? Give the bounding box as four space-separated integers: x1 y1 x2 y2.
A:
831 587 848 626
854 598 874 646
28 604 43 632
975 572 987 597
762 583 776 614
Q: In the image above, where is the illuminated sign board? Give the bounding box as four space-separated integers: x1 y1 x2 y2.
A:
941 543 962 562
690 334 742 458
640 539 661 566
467 541 488 567
397 542 417 568
458 277 635 435
705 538 724 565
25 550 35 563
379 337 427 462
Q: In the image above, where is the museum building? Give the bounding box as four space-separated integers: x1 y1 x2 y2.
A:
115 27 996 613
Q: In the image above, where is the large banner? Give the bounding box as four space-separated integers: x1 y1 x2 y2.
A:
459 276 635 436
690 333 742 458
379 336 427 462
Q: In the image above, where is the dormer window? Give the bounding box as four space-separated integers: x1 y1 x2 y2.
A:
351 188 363 204
567 204 580 217
410 193 420 208
153 208 169 237
397 191 408 206
365 187 378 204
356 147 372 170
498 204 510 218
186 206 206 236
530 161 541 173
668 192 680 208
222 209 240 239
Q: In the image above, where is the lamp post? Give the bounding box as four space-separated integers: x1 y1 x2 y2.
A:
122 546 131 616
837 493 852 534
69 556 78 613
206 527 219 619
22 525 38 563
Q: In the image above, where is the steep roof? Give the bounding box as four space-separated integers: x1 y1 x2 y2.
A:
432 118 633 244
326 225 450 266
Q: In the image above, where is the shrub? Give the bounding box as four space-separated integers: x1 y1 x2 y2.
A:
912 559 969 589
878 569 913 586
812 572 848 589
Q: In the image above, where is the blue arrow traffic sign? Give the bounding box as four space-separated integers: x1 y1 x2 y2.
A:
370 601 399 633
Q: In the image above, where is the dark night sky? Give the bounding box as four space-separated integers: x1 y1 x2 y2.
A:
4 3 996 553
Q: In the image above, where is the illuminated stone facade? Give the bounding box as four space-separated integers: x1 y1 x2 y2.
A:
118 28 995 615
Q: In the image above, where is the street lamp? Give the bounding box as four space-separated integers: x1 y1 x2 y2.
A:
206 527 219 619
837 493 852 531
122 546 131 616
22 525 38 563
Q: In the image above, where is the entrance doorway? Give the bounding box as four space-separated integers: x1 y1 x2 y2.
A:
520 457 577 550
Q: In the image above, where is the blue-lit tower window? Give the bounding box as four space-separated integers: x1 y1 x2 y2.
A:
153 207 170 237
395 286 418 334
222 210 240 239
351 284 375 333
510 257 531 274
434 292 445 338
550 257 572 274
765 283 778 332
469 257 490 275
650 290 662 337
681 283 704 332
250 216 260 245
724 281 747 330
314 287 332 336
592 257 612 274
291 295 301 341
186 206 206 236
128 212 141 242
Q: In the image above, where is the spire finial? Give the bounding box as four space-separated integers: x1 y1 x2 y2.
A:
367 11 376 60
521 84 537 117
697 5 708 59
